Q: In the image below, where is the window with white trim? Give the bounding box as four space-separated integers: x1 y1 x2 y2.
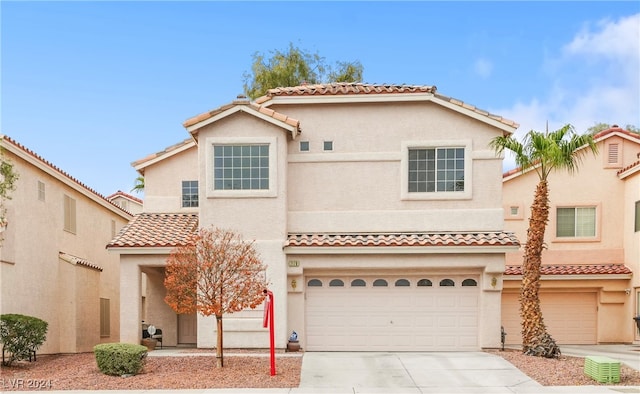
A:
213 144 269 190
556 207 596 237
181 180 198 207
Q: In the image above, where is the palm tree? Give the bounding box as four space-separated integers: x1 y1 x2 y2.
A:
131 176 144 194
490 124 597 358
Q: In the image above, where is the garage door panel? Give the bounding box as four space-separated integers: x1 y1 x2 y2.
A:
306 275 479 351
501 292 596 345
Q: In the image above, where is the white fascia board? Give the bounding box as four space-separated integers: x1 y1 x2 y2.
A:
594 131 640 145
618 164 640 180
133 140 197 172
430 96 517 134
283 245 520 255
106 247 174 255
6 144 132 220
186 105 297 135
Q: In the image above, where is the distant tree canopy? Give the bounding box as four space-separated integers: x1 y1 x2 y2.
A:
586 123 639 135
243 43 364 99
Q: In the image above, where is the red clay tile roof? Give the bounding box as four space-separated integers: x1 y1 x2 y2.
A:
183 97 300 130
107 213 198 248
617 159 640 176
59 251 103 272
106 190 143 204
255 83 519 129
505 264 632 276
593 126 640 142
1 135 133 218
286 232 520 248
131 138 195 170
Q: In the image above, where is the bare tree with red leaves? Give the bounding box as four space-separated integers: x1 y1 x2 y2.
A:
164 227 268 367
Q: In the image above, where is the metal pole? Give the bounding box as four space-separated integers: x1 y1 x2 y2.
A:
263 289 276 376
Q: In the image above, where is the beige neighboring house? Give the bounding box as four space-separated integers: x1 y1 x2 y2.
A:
502 126 640 345
108 83 522 351
0 135 133 354
107 190 144 214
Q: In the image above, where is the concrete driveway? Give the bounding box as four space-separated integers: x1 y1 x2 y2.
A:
297 351 541 393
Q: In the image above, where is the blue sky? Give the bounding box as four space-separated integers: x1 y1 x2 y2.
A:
2 1 639 197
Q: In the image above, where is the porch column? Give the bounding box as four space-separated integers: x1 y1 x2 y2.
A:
120 258 141 345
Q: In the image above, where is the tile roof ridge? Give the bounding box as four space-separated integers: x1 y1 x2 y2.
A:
106 190 143 204
1 135 133 217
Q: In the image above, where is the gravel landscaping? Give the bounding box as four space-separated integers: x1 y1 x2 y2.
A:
1 348 638 391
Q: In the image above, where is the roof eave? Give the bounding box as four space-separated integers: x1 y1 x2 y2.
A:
283 245 520 255
185 105 299 139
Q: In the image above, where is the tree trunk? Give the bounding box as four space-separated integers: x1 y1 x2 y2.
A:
215 315 224 368
521 180 561 358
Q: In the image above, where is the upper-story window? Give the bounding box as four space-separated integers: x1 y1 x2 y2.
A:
408 147 464 193
213 144 269 190
182 180 199 207
556 206 596 238
207 137 277 198
401 140 471 201
634 200 639 232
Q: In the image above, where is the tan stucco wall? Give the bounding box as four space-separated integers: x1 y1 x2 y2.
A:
142 147 198 213
0 146 130 354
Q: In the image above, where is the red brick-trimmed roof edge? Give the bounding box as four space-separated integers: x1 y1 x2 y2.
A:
107 213 199 248
286 232 520 247
106 190 143 204
255 83 519 129
505 264 632 276
1 135 133 217
183 98 300 130
59 251 103 272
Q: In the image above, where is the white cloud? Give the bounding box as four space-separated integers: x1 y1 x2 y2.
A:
473 58 493 79
494 12 639 165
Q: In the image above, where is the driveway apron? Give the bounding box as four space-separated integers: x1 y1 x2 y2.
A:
298 351 541 393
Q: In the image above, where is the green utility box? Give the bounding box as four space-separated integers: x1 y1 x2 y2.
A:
584 356 621 383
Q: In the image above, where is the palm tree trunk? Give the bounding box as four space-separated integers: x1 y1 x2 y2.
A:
216 315 224 368
521 180 560 358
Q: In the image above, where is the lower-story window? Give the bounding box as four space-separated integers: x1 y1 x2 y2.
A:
100 298 110 337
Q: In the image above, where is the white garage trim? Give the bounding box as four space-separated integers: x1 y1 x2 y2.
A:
305 274 480 351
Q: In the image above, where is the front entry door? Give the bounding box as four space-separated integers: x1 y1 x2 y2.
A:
178 313 197 344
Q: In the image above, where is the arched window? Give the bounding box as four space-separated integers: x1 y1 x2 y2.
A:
329 279 345 287
372 279 388 287
395 279 410 287
351 279 366 287
307 279 322 287
417 279 433 287
462 279 478 286
439 279 455 287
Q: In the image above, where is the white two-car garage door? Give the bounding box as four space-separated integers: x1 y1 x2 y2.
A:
305 274 480 351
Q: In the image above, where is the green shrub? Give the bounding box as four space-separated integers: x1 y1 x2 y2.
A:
0 314 48 366
94 343 148 376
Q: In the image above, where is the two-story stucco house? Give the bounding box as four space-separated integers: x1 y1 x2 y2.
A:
108 83 521 351
501 126 640 345
0 135 133 354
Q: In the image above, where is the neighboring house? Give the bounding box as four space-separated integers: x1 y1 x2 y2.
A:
502 126 640 345
108 83 521 351
107 190 144 214
0 135 133 354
